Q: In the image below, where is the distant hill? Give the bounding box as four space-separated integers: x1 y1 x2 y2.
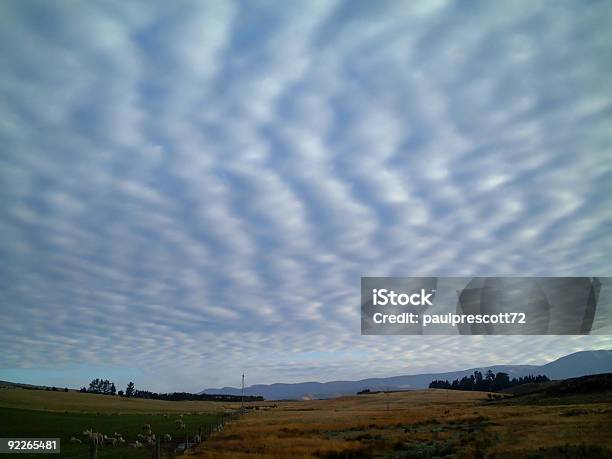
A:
0 380 48 390
535 350 612 380
201 350 612 400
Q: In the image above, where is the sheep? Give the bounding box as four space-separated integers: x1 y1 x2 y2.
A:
193 434 201 443
82 429 92 438
142 423 151 430
163 434 172 442
118 437 126 444
109 438 118 447
143 428 152 436
137 433 145 441
129 441 143 448
70 437 82 444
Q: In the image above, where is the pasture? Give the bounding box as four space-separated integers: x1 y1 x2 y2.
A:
2 386 612 458
187 389 612 458
0 388 246 458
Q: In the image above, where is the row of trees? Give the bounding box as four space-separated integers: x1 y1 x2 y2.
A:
429 370 549 392
128 389 263 402
80 379 263 402
80 378 117 395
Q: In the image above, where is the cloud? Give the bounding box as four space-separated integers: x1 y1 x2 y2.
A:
0 0 611 392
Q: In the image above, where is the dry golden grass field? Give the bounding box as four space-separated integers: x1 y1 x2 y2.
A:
187 389 612 458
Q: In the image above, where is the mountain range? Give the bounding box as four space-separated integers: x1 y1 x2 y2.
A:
201 350 612 400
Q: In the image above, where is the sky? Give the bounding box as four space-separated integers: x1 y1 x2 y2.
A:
1 0 611 393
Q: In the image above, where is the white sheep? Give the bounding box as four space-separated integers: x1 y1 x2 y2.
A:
129 441 143 448
142 423 151 430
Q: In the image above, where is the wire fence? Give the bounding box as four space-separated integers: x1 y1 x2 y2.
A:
86 409 244 459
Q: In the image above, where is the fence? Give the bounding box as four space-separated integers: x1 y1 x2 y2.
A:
87 409 244 459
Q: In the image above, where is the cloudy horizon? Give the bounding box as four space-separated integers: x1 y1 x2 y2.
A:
1 0 612 393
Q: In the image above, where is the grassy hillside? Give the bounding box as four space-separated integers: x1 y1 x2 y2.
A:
500 373 612 405
0 387 243 414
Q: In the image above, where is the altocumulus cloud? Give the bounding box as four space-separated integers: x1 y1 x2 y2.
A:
1 0 611 392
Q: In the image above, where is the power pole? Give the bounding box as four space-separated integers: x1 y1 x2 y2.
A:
241 373 245 412
386 389 389 411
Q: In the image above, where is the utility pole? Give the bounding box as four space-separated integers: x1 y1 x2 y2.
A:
386 388 389 411
241 373 245 412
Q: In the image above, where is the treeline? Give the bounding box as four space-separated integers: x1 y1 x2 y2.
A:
80 378 116 395
129 389 263 402
80 379 263 402
429 370 549 392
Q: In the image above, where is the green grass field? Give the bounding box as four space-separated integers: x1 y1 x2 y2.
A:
0 389 233 459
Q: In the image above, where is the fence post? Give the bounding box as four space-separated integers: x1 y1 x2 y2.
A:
89 439 97 459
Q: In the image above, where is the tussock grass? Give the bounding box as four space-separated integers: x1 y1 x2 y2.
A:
186 389 612 458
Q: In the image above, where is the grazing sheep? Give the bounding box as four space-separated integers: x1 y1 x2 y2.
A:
70 437 82 444
129 441 143 448
163 434 172 442
193 434 201 443
142 423 151 430
118 437 126 444
143 428 152 436
82 429 92 437
137 433 145 441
